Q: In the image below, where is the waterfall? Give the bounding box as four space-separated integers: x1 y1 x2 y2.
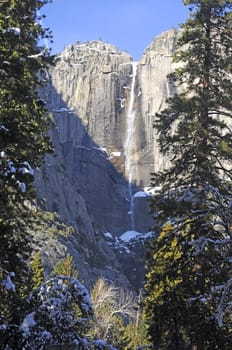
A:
124 61 138 230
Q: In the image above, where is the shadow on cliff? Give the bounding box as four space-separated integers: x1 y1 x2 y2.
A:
35 80 156 292
36 84 154 237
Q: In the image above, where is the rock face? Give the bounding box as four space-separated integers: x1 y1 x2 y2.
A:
35 29 179 291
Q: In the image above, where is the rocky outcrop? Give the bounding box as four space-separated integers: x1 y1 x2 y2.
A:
136 29 179 178
35 29 179 291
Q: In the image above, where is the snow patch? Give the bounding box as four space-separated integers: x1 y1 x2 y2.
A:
17 181 26 193
20 312 36 335
53 107 75 113
119 230 154 243
18 161 34 176
144 186 162 195
2 274 16 292
133 190 151 198
0 324 7 330
6 161 16 174
110 151 121 158
120 230 141 242
93 147 108 157
104 230 155 253
5 27 21 35
28 52 43 58
0 125 9 133
104 232 113 239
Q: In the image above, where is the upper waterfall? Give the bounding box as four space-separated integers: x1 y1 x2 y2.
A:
124 61 138 230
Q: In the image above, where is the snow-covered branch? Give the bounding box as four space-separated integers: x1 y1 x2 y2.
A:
212 278 232 327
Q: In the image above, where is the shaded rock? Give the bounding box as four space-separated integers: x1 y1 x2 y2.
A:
35 30 179 291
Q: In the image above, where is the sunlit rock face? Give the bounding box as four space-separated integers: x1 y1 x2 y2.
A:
35 29 178 290
136 29 179 178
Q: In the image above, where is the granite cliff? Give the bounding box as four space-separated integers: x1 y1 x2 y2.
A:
35 29 179 291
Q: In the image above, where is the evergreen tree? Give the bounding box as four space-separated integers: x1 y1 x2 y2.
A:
19 276 117 349
144 222 227 349
25 276 93 349
31 252 44 290
121 318 149 350
0 0 52 344
50 253 79 279
144 1 232 349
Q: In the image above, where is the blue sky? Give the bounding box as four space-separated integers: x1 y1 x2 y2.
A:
43 0 189 60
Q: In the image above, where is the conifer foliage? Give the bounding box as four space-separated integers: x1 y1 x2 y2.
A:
144 1 232 349
19 276 94 350
0 0 52 345
31 252 44 290
51 253 79 279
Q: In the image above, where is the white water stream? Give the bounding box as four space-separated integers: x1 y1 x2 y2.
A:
124 62 138 230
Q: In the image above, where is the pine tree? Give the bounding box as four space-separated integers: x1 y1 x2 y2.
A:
50 253 79 279
121 317 149 350
144 1 232 349
31 252 44 290
144 222 227 349
17 276 93 349
0 0 52 343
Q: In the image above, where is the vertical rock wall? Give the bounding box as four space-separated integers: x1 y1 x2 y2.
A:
35 30 179 290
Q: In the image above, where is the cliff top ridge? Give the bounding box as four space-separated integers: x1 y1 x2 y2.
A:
54 28 180 64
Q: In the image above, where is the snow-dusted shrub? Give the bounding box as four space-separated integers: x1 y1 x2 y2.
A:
20 276 93 349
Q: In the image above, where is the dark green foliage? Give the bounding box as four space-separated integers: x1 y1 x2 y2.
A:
11 276 94 349
0 0 53 342
144 1 232 349
144 223 230 349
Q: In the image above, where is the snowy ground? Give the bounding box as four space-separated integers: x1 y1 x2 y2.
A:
104 229 154 254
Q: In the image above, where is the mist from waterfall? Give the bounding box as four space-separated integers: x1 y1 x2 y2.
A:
124 61 138 230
